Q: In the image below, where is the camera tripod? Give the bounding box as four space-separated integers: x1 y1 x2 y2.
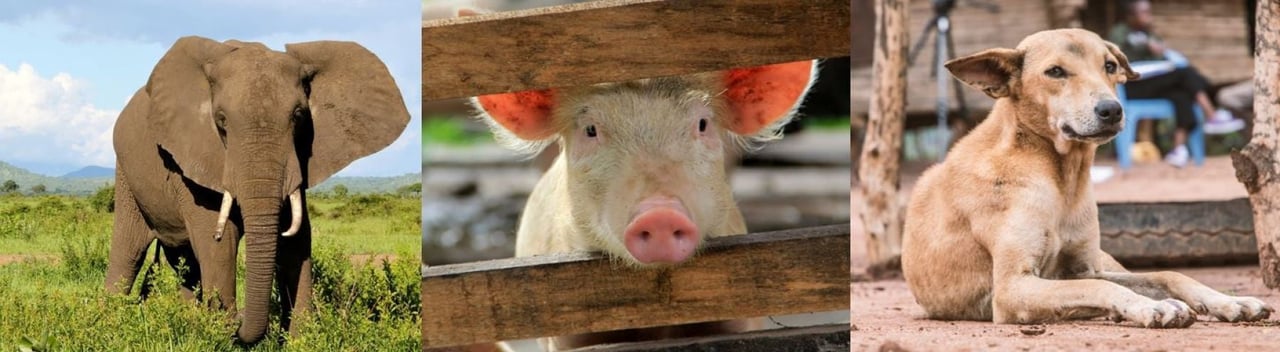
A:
907 0 998 159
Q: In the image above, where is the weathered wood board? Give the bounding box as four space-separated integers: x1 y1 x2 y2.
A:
423 0 852 101
421 225 851 348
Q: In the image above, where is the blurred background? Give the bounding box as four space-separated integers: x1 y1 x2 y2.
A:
853 0 1257 189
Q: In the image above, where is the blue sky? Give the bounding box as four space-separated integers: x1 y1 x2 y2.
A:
0 1 421 177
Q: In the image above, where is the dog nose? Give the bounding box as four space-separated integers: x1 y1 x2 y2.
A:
1095 100 1123 124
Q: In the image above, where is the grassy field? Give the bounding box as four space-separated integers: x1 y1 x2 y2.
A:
0 190 421 351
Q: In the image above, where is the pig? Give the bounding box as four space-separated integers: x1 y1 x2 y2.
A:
471 60 817 350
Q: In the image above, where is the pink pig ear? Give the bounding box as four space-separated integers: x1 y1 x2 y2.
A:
721 60 816 136
474 89 558 140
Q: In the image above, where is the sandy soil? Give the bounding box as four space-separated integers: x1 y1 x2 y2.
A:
852 266 1280 351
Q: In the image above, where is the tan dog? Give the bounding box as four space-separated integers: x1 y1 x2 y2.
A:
902 29 1272 328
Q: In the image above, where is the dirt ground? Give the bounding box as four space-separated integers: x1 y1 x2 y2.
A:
852 266 1280 351
851 156 1278 351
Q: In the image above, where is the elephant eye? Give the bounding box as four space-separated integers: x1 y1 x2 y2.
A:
214 111 227 145
1104 61 1117 74
214 111 227 132
292 106 306 120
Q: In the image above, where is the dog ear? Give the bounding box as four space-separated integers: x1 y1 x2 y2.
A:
945 48 1022 99
1104 41 1141 81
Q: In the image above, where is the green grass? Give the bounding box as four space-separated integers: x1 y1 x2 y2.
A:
422 117 489 146
0 191 421 351
801 116 853 131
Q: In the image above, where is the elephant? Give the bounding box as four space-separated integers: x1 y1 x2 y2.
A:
104 36 410 344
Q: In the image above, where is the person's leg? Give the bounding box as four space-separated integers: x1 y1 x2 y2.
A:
1182 66 1215 109
1217 81 1253 114
1196 92 1215 117
1125 68 1198 166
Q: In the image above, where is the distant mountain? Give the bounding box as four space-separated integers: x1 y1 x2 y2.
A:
62 166 115 178
312 173 421 194
0 161 112 195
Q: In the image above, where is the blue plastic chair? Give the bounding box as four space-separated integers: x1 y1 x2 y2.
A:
1113 51 1206 169
1114 85 1205 168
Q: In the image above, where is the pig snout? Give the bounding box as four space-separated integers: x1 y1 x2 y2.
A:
623 197 700 264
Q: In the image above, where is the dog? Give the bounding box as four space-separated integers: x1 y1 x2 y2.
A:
901 29 1272 328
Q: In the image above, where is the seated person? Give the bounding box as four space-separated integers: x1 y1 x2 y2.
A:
1108 0 1244 167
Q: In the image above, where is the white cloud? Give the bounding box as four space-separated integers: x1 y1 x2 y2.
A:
0 63 118 169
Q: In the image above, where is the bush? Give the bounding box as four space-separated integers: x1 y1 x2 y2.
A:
1 180 17 193
395 183 421 198
60 226 109 281
331 184 349 198
90 185 115 213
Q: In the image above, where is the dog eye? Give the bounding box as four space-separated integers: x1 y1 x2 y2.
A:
1104 61 1117 74
1045 66 1067 78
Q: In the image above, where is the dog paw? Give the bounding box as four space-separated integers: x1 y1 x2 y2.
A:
1203 296 1272 322
1122 299 1196 328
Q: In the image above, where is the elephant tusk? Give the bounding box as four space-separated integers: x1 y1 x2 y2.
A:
215 191 233 241
281 190 303 237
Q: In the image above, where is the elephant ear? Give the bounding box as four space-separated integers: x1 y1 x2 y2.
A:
146 36 235 191
286 41 410 187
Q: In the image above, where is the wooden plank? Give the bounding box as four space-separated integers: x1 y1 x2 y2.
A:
421 225 851 348
569 324 850 352
1099 199 1257 267
423 0 852 101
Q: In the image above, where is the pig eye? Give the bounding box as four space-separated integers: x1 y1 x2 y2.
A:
1104 61 1117 74
584 125 597 138
698 118 707 132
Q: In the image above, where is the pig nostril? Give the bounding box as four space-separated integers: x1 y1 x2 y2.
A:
640 231 650 241
673 230 683 239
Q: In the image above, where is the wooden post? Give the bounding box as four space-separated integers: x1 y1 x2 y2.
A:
858 0 909 268
1236 0 1280 288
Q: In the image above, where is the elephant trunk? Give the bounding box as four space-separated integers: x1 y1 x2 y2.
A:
235 191 283 344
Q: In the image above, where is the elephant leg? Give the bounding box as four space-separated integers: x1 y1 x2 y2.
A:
105 173 155 295
161 244 202 301
196 225 240 311
276 215 313 334
181 182 241 311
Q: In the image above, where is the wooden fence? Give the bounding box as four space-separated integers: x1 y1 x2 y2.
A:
421 0 852 349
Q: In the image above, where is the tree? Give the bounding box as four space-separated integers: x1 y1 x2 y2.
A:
1235 1 1280 287
858 0 909 271
332 184 349 198
31 184 46 194
91 185 115 213
396 182 422 197
1 180 17 193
